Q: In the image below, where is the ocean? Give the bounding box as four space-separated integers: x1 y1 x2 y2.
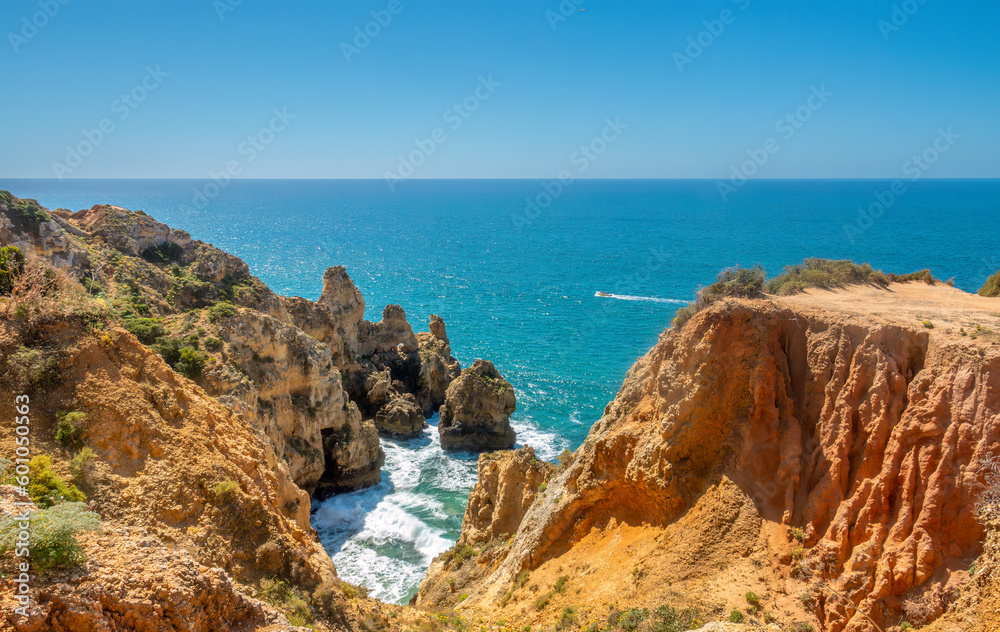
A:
3 178 998 603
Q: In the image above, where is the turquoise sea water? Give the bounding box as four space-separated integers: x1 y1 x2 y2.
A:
4 178 999 602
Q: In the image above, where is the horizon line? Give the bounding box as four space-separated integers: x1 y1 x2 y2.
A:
2 177 999 182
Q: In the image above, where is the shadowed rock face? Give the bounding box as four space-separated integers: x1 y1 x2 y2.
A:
439 360 516 452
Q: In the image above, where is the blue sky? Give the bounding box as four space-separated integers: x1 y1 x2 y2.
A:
1 0 997 179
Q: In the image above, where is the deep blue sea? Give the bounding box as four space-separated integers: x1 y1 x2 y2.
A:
3 178 998 602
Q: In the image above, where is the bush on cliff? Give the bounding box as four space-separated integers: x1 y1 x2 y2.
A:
121 317 164 344
673 265 766 328
0 245 25 295
980 270 1000 297
0 190 50 234
0 502 100 572
767 258 937 296
24 455 86 508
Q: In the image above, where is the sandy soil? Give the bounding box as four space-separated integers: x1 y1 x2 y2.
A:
776 282 1000 345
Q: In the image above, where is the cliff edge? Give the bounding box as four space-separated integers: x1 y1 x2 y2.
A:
422 283 1000 632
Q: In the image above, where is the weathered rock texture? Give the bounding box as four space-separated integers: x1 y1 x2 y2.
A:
427 291 1000 632
374 394 427 439
459 447 552 547
439 360 517 452
0 193 481 496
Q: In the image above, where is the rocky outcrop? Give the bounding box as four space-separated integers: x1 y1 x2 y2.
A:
0 193 89 271
200 307 367 494
439 360 516 452
415 315 462 415
319 415 384 496
459 447 552 546
439 291 1000 632
359 305 419 356
0 318 337 594
375 393 427 439
415 448 551 609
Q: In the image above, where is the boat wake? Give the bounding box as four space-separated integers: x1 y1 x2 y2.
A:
595 292 687 304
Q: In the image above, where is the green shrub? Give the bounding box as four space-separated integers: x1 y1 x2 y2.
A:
609 608 649 632
259 578 313 626
80 276 104 295
644 605 702 632
0 502 99 571
448 542 479 566
208 301 237 323
0 245 25 295
55 411 86 446
729 610 744 623
535 593 551 611
0 191 50 234
744 591 761 609
7 346 60 390
554 575 569 593
213 480 240 499
556 606 577 630
204 336 223 351
458 593 468 602
768 258 938 296
673 265 765 328
789 624 816 632
121 318 164 344
70 447 97 481
141 242 184 264
175 347 206 379
981 271 1000 297
23 455 86 508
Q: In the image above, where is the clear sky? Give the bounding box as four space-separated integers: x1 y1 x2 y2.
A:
1 0 997 179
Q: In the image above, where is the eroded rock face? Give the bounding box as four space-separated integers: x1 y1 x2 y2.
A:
375 393 427 439
6 320 339 593
358 304 420 356
415 315 462 415
201 308 367 494
439 360 516 452
0 193 89 271
459 447 551 546
448 299 1000 632
318 413 385 496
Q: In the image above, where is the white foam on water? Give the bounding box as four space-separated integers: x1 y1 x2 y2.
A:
333 540 426 604
595 292 687 304
512 417 567 462
313 418 479 603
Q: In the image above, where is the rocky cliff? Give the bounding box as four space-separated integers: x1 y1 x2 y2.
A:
0 192 476 496
439 360 517 451
421 284 1000 632
0 191 505 631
